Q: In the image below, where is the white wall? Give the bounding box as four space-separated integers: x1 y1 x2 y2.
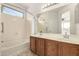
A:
26 12 34 42
75 4 79 34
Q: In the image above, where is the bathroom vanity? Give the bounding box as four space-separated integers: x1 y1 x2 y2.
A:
30 34 79 56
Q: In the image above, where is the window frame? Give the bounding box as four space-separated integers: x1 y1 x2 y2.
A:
1 5 24 18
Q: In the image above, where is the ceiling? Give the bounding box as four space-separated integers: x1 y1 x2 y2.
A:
4 3 70 15
19 3 45 15
19 3 69 15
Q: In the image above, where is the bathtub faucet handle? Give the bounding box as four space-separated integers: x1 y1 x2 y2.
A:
1 41 4 43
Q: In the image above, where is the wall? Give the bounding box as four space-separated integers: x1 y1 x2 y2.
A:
75 4 79 34
26 12 34 42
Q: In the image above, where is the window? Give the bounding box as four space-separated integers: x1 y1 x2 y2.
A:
0 8 1 13
61 11 70 35
0 5 1 13
2 6 24 18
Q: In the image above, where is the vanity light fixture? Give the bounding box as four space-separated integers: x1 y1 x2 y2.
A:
42 3 58 9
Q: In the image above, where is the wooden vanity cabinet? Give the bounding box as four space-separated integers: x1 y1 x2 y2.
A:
30 36 36 53
30 36 79 56
59 42 79 56
36 38 45 56
45 39 58 56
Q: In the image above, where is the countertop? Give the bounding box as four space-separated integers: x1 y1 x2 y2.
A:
31 33 79 45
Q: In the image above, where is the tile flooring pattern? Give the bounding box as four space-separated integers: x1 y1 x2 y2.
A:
17 49 36 56
17 43 37 56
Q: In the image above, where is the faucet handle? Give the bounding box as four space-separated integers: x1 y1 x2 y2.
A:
1 41 4 43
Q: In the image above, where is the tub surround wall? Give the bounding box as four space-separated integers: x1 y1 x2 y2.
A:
0 4 2 55
0 4 30 56
0 3 29 42
1 42 29 56
1 13 26 43
0 13 28 56
0 9 1 56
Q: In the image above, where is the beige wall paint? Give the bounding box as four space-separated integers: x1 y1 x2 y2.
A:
26 13 34 41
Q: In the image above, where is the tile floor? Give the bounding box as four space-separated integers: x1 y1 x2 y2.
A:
17 43 37 56
18 49 37 56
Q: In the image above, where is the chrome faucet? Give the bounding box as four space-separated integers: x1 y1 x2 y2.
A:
63 32 69 39
40 30 42 35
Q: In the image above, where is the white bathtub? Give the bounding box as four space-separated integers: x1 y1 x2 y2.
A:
1 39 29 56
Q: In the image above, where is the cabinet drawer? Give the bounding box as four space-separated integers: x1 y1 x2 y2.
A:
36 38 45 56
45 40 58 56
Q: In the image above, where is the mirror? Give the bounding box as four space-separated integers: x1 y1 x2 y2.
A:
37 5 63 34
37 9 59 33
36 3 78 35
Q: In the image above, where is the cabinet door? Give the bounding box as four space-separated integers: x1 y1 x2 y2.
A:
45 39 58 56
59 42 78 56
36 38 45 56
30 36 36 53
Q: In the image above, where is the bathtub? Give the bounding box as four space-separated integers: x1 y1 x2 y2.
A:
1 39 29 56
